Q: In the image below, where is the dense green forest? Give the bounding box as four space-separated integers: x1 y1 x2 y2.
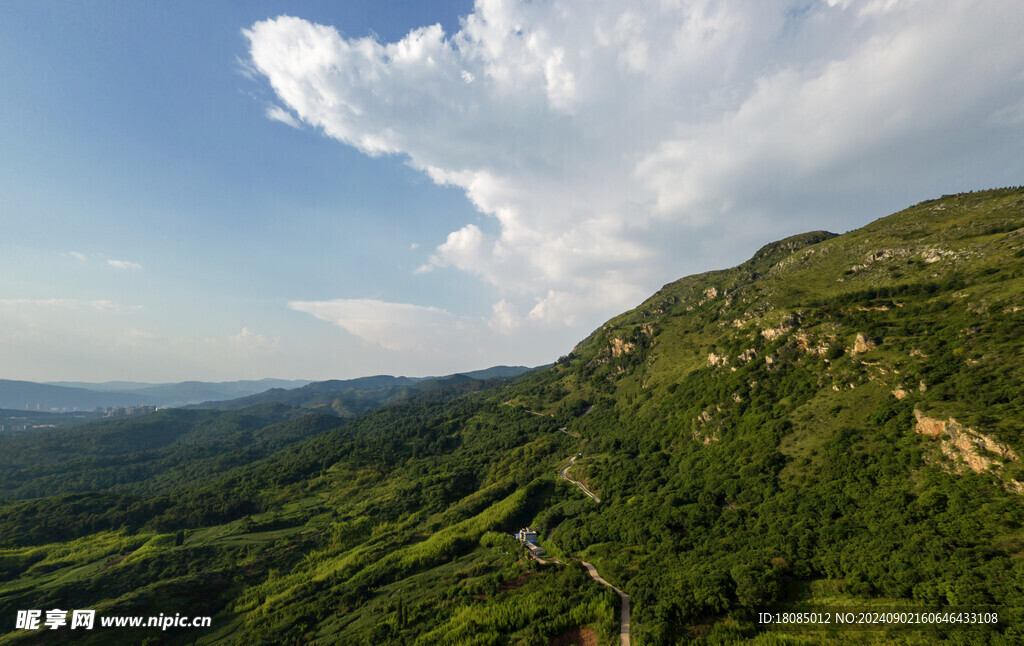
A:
2 188 1023 644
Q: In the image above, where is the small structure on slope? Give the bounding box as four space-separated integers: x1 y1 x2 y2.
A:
515 527 546 556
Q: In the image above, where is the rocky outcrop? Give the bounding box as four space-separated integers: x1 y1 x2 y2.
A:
920 247 953 264
610 338 635 358
849 248 908 272
851 333 877 354
707 352 728 367
761 313 800 341
914 410 1022 493
698 287 719 306
794 332 829 357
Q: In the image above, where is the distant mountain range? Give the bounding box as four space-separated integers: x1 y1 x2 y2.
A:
0 380 156 411
190 366 536 413
46 378 310 394
45 378 312 408
1 367 534 412
0 378 310 411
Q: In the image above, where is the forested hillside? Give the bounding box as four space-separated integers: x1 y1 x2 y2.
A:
1 189 1022 645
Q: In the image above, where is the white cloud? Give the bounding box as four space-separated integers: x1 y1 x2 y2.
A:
488 299 520 334
249 1 1024 339
288 298 472 352
69 251 88 262
235 54 260 81
266 104 302 128
228 327 280 353
418 224 490 277
107 259 143 271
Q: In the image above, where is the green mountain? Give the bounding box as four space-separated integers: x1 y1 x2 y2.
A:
1 188 1022 645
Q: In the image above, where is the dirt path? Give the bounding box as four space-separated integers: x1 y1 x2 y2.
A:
559 426 581 438
560 455 600 503
503 401 554 417
531 554 630 646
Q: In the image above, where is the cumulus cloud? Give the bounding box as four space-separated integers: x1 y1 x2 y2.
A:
107 259 143 271
488 299 520 334
248 1 1024 338
288 298 473 352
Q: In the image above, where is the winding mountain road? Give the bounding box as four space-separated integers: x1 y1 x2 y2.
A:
582 561 631 646
560 455 601 503
556 454 631 644
529 553 631 646
502 402 629 644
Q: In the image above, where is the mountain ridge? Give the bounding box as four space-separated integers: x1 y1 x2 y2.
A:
2 367 534 414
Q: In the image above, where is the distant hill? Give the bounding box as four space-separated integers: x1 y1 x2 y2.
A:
0 407 100 432
451 365 537 380
1 379 314 411
8 370 533 413
193 366 535 413
43 378 312 407
0 379 154 411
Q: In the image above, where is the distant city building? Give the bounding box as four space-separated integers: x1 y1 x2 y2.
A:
103 405 157 418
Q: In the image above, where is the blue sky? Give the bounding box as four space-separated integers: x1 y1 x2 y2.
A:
2 1 1023 382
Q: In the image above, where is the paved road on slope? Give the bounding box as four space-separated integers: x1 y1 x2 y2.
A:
528 553 630 646
581 561 631 646
555 455 632 644
559 455 601 503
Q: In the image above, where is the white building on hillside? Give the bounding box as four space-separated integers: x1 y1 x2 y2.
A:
516 527 538 543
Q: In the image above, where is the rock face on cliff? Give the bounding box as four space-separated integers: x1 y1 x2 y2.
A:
914 409 1023 493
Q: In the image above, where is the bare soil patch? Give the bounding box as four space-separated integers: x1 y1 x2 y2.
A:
548 627 599 646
